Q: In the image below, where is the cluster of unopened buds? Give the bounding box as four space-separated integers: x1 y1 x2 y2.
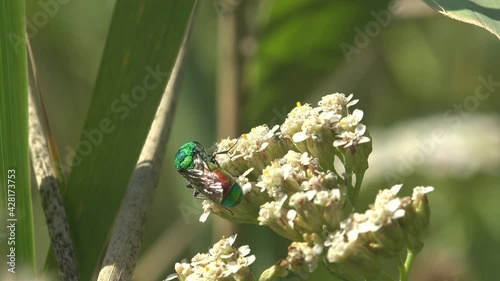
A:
170 93 434 281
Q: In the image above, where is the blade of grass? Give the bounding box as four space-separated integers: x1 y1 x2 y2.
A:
43 1 197 279
0 0 35 274
97 23 189 280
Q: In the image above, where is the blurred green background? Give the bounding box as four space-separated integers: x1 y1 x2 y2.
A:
26 0 500 280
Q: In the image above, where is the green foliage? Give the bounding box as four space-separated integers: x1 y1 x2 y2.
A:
0 0 35 274
15 0 500 280
423 0 500 39
44 1 196 279
244 0 390 128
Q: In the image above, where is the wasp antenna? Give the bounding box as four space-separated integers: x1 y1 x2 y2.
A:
214 137 241 156
207 137 240 165
209 156 221 169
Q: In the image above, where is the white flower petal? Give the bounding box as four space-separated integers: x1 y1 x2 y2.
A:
346 98 359 108
220 253 234 259
292 131 309 142
226 261 240 274
305 190 316 201
199 209 211 223
287 209 297 228
245 255 256 266
165 273 179 280
238 245 251 256
242 168 254 177
393 209 406 219
271 124 280 133
241 182 252 193
358 136 371 144
228 234 237 246
355 123 366 135
386 198 401 212
259 141 269 151
390 184 403 193
352 109 364 121
333 139 347 147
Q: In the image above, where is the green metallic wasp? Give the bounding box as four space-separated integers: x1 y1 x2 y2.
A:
174 141 243 208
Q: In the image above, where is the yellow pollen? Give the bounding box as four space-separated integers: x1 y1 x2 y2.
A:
297 102 302 107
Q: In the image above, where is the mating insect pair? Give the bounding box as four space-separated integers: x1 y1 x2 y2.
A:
174 141 243 208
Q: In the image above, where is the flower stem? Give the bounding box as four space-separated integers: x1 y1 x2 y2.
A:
351 171 364 209
379 271 397 281
399 250 415 281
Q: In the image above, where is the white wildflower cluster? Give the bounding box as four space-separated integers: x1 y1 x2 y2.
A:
167 235 255 281
256 151 344 238
324 185 435 280
280 93 369 171
177 93 434 280
216 125 288 179
286 233 324 273
196 93 369 224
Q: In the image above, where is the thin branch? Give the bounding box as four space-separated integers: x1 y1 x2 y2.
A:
214 0 250 239
96 6 195 279
28 92 79 281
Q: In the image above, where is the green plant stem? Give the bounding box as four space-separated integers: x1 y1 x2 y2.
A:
399 250 415 281
351 171 364 209
344 168 364 210
379 271 397 281
29 93 78 280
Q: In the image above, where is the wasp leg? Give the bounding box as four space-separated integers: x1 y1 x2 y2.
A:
193 189 201 198
210 155 221 168
224 207 234 215
186 183 202 199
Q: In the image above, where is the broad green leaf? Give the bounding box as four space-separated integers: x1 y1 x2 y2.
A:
423 0 500 39
48 1 197 279
244 0 391 128
0 0 36 274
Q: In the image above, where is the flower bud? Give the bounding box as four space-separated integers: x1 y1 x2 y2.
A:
258 200 302 241
286 233 324 274
323 185 435 279
258 260 288 281
216 125 288 180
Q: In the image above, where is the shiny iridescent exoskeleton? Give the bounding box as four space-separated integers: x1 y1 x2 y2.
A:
174 141 243 207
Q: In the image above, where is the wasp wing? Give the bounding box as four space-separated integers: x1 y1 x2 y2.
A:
178 154 224 204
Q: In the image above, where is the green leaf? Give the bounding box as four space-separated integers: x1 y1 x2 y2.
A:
244 0 391 128
0 0 36 274
423 0 500 39
46 1 197 279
